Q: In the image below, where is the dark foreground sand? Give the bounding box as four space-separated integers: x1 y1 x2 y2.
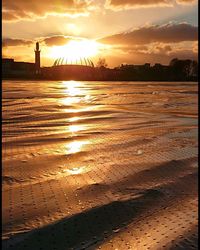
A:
2 81 198 250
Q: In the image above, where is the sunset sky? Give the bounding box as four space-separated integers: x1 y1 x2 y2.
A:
2 0 198 68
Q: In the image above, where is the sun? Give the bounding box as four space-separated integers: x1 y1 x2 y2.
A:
50 39 100 61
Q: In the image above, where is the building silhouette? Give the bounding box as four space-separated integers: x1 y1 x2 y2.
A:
35 42 41 74
41 56 95 80
2 42 198 81
2 58 35 78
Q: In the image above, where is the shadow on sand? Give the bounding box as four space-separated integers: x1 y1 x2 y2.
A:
2 188 162 250
3 157 198 250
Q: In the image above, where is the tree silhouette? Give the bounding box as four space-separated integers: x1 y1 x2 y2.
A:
169 58 198 79
96 58 108 68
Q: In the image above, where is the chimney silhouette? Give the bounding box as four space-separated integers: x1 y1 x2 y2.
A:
35 42 40 73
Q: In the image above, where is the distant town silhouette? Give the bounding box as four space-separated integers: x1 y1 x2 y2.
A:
2 42 198 81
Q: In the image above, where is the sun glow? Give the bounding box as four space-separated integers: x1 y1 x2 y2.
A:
50 39 100 61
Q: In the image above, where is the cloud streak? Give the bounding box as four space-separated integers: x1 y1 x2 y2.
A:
43 36 72 47
2 38 33 47
99 22 197 66
105 0 196 10
2 0 94 21
2 35 83 48
99 23 198 45
3 0 197 22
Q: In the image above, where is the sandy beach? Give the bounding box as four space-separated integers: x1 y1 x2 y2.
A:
2 80 198 250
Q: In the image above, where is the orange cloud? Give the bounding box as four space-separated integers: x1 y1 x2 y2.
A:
42 35 82 46
2 38 33 47
99 23 198 45
176 0 196 4
105 0 196 10
2 35 83 48
43 36 71 47
193 41 198 53
99 22 198 66
2 0 94 22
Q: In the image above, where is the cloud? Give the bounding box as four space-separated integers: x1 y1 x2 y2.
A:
2 35 83 48
42 35 84 46
2 38 33 47
166 49 197 61
111 42 196 57
3 33 88 49
105 0 196 10
42 36 71 47
106 45 197 67
2 0 196 22
2 0 94 22
99 23 198 66
99 23 198 45
105 0 173 10
193 41 198 53
176 0 196 4
155 45 172 53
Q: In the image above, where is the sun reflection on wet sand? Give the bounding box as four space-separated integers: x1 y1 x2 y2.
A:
66 167 85 175
68 117 80 122
66 106 95 113
58 81 91 176
66 141 88 154
68 124 84 133
62 81 83 96
60 97 80 105
58 166 86 176
59 81 94 115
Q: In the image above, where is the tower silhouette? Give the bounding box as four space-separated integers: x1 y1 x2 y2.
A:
35 42 40 74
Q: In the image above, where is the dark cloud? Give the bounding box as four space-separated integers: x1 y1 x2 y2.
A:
2 11 22 21
102 24 198 66
99 23 198 45
2 35 82 48
2 0 93 21
2 38 33 47
42 35 82 46
105 0 196 9
43 36 71 46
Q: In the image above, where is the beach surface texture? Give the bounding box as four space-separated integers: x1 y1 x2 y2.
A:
2 80 198 250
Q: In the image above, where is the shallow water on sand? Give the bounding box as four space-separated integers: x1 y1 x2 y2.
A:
2 81 198 250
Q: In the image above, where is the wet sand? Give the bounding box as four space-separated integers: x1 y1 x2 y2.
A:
2 81 198 250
